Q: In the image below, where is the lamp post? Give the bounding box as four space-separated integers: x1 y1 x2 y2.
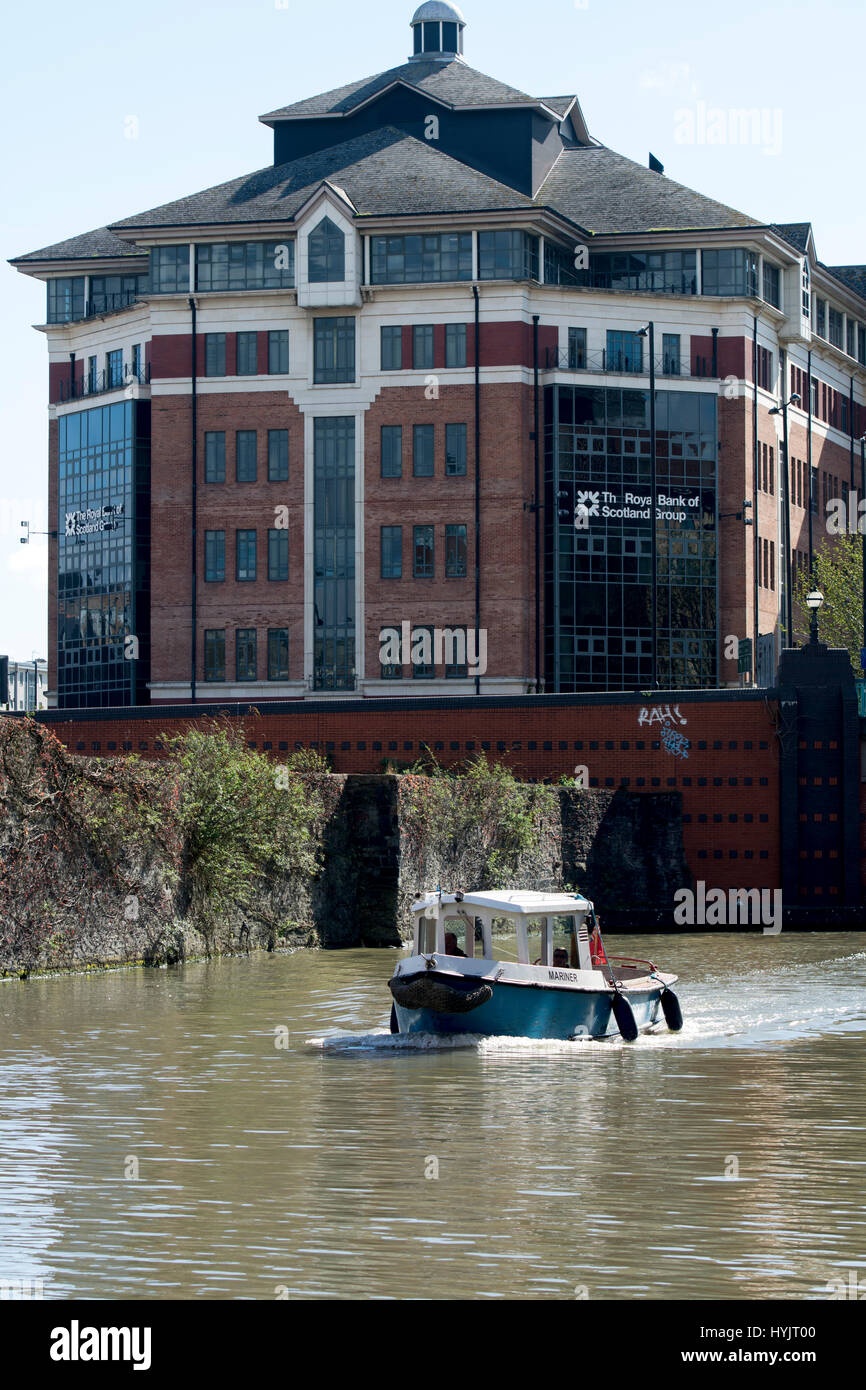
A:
860 434 866 677
805 588 824 645
769 392 800 648
638 322 657 687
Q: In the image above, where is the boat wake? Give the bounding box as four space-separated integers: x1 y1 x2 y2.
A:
306 948 866 1054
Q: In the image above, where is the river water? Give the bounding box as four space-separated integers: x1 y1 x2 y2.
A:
1 932 864 1301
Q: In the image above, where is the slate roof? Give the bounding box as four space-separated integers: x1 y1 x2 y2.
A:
825 264 866 299
772 222 812 253
260 59 546 120
10 224 145 265
107 128 537 231
536 146 758 235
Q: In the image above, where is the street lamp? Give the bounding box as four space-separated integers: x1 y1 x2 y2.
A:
860 434 865 678
638 322 657 687
769 392 800 649
805 589 824 645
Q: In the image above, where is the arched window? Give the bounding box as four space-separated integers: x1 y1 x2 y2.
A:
308 217 345 283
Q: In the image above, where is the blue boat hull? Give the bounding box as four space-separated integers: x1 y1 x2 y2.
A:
393 978 663 1040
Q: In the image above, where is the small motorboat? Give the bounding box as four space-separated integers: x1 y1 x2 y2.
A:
388 890 683 1042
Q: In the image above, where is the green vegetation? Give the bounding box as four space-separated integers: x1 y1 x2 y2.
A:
400 753 557 888
794 534 864 674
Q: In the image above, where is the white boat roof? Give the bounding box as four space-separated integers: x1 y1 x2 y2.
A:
410 890 592 916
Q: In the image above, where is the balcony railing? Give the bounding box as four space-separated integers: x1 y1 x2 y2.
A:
85 291 143 317
544 349 717 379
546 270 699 295
57 364 151 403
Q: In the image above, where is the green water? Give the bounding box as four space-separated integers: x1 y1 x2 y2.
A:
1 931 864 1300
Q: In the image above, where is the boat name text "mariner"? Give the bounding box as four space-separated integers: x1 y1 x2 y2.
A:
548 969 575 980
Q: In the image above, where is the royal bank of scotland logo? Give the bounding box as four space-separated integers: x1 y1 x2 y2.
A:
576 490 600 516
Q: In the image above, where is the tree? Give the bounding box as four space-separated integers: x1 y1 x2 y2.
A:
794 534 864 675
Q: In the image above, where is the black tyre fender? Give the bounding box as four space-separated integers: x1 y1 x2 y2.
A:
389 1003 399 1034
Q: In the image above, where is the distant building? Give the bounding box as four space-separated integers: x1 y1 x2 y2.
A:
9 2 866 709
2 658 48 711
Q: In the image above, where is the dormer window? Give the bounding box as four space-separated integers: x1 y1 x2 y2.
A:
308 217 345 283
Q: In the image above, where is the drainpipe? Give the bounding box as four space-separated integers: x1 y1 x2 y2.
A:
752 317 759 683
189 297 198 704
473 285 481 696
532 314 541 692
807 349 813 574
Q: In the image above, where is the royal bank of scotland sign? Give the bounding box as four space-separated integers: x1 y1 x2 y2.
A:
64 503 124 538
575 488 711 526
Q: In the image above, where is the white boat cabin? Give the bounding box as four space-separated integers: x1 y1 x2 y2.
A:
410 890 598 972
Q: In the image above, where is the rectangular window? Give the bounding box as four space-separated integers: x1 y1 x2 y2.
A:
768 446 774 496
267 429 288 482
195 240 294 290
445 524 467 577
381 525 402 578
413 524 434 577
370 232 473 284
380 325 403 370
381 425 402 478
106 350 124 388
444 626 468 678
236 430 257 482
588 249 697 294
846 320 856 358
770 540 775 591
413 424 435 477
204 629 225 681
445 323 467 367
268 330 289 374
858 326 866 367
308 218 345 282
413 325 434 370
380 624 403 680
445 422 467 476
568 327 587 369
204 530 225 582
701 248 758 297
89 274 144 315
662 333 681 375
412 624 434 679
149 246 190 294
87 355 97 392
268 527 288 581
606 330 642 373
313 317 355 384
828 307 844 349
756 346 773 391
236 529 257 581
205 333 226 376
47 277 86 323
268 629 289 681
762 262 781 308
237 331 258 375
131 343 142 377
815 297 826 338
205 431 226 483
236 629 257 681
478 230 539 281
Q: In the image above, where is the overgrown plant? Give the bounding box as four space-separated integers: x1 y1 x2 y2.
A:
794 534 864 674
164 722 326 921
400 753 556 888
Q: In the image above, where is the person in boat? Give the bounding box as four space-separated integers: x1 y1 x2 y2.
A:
589 918 608 968
444 931 466 957
553 948 570 967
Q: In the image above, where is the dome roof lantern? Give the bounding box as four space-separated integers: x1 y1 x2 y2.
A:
409 2 466 62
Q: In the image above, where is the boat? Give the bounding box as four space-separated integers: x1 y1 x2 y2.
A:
388 890 683 1042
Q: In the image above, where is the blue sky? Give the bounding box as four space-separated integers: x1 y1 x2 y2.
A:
1 0 863 661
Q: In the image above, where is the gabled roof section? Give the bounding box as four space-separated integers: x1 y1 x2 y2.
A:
260 59 554 122
772 222 813 255
537 145 758 235
10 224 144 265
108 127 537 233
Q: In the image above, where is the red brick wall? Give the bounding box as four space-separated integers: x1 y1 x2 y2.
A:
365 381 534 682
150 390 305 687
41 695 782 892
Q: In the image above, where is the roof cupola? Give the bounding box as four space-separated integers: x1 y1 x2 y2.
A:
410 2 466 61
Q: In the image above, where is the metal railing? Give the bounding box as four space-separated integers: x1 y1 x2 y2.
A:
56 364 151 403
545 270 699 295
544 348 717 379
85 291 143 317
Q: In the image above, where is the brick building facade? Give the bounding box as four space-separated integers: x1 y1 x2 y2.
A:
10 2 866 712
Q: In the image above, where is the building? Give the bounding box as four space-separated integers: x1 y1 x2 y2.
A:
0 657 48 712
10 3 866 709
